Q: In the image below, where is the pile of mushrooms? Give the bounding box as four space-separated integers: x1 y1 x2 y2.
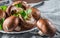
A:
0 1 57 37
0 1 40 32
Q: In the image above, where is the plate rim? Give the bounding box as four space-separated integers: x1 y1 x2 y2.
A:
0 27 37 34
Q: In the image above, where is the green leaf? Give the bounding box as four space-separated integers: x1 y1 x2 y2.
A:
13 8 32 20
25 9 32 14
13 13 19 17
0 5 7 11
0 24 2 30
24 15 28 20
19 9 32 20
0 18 5 30
13 9 26 17
18 9 27 20
15 3 22 8
24 9 32 19
20 10 26 17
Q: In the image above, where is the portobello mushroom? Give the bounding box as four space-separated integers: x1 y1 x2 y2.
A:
37 18 56 37
3 16 20 32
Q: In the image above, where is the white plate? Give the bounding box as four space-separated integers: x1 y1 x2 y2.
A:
0 27 37 34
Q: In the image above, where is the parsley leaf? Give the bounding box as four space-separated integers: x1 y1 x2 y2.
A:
25 9 32 14
0 5 7 11
20 10 26 18
0 18 5 30
13 8 32 20
24 9 32 19
15 3 22 8
19 9 32 20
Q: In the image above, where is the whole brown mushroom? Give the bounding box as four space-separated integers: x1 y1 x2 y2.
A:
18 16 36 30
37 18 56 37
3 16 20 32
6 5 23 17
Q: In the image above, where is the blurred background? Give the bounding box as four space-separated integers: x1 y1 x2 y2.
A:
13 0 42 3
0 0 42 3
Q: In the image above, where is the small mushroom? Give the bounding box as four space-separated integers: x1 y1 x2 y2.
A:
37 18 56 37
3 16 19 32
20 17 36 30
6 5 22 16
31 7 41 21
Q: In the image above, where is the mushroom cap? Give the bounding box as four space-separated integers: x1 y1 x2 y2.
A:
19 17 36 30
3 16 19 32
12 1 30 10
37 18 56 37
20 22 35 30
0 9 6 19
6 5 23 17
6 5 13 16
31 7 41 21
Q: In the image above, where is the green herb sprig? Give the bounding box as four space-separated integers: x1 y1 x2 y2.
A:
13 8 32 20
0 18 5 30
14 3 22 8
0 5 7 11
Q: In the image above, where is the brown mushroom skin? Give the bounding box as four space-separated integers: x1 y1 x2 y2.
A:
21 1 31 10
12 1 30 10
31 7 41 21
20 22 35 30
6 5 14 16
14 26 21 32
37 18 56 37
19 16 36 30
6 5 12 16
6 5 22 17
3 16 19 32
0 10 6 19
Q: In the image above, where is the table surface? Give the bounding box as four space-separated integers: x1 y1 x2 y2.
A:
0 0 60 38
